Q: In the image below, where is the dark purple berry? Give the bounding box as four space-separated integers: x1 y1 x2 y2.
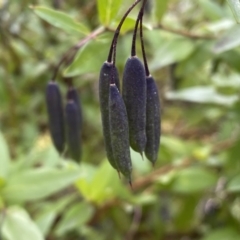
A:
46 81 65 154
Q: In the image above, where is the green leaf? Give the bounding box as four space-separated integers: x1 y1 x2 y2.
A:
172 167 217 193
55 202 94 236
2 165 82 203
2 206 44 240
80 226 107 240
154 0 168 23
219 50 240 72
0 132 10 180
178 41 213 75
10 145 61 175
75 161 131 205
32 6 89 35
227 174 240 192
148 31 195 70
175 196 199 231
198 0 226 20
201 227 240 240
35 210 56 237
160 136 195 158
227 0 240 23
166 86 238 106
35 195 75 236
212 72 240 95
213 25 240 53
64 35 110 77
97 0 123 26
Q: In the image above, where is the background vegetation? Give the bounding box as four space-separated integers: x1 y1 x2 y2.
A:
1 0 240 239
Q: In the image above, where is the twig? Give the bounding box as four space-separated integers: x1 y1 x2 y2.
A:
125 206 142 240
106 23 215 40
131 136 237 191
155 24 215 40
51 26 105 80
131 158 193 191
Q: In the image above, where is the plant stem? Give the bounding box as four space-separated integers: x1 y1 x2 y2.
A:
107 0 142 65
156 24 215 40
131 0 147 57
139 4 149 76
51 26 105 80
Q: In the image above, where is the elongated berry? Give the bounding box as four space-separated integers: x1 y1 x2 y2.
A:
122 56 146 154
67 87 82 128
99 61 120 170
145 76 161 164
65 90 82 162
46 81 65 154
109 83 132 181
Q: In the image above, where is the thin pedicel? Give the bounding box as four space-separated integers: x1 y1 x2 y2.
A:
107 0 142 65
139 1 150 77
131 0 147 57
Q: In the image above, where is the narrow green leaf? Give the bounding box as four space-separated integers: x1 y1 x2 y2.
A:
172 167 217 193
198 0 226 20
166 86 238 106
202 227 240 240
75 161 131 205
154 0 168 23
35 195 76 237
219 50 240 72
178 41 213 75
0 132 10 180
213 25 240 53
97 0 123 26
55 202 94 236
89 161 119 202
148 31 195 70
227 0 240 23
2 166 82 203
32 6 89 35
227 175 240 192
2 206 44 240
35 211 56 237
64 35 110 77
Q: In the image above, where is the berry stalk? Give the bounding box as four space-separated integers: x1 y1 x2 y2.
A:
107 0 142 65
131 0 147 57
139 2 150 77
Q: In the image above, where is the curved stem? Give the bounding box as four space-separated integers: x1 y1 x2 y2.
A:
51 26 104 81
139 6 150 76
51 47 76 80
131 0 147 57
64 77 73 88
107 0 142 64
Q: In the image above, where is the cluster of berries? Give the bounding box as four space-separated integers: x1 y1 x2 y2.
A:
45 0 161 185
99 0 161 184
46 79 82 162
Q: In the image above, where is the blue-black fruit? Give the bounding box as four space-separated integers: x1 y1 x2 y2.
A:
145 76 161 164
99 61 120 170
122 56 146 154
46 81 65 154
65 91 82 162
67 87 82 128
109 83 132 180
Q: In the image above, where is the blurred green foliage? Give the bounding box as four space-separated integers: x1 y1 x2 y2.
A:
1 0 240 239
